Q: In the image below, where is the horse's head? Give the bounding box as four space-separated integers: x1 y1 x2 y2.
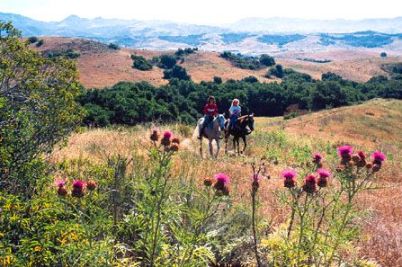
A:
247 113 255 132
217 114 226 130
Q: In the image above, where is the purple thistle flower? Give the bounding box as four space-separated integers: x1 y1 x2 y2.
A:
73 180 85 189
163 130 172 140
54 178 66 187
371 151 386 164
214 173 230 185
303 174 317 193
337 145 353 158
312 152 322 163
282 169 296 180
317 168 331 178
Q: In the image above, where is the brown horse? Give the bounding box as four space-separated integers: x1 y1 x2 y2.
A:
224 114 254 154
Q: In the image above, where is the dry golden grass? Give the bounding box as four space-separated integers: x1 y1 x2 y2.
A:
277 50 402 82
31 37 402 88
50 99 402 265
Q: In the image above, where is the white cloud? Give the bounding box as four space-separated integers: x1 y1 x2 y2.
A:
0 0 401 24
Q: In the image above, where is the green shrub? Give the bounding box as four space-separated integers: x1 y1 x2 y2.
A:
213 76 223 84
163 65 191 80
131 55 153 71
27 36 38 44
268 64 284 78
0 22 83 196
35 39 44 47
108 43 119 50
259 54 276 66
220 51 265 70
158 54 177 69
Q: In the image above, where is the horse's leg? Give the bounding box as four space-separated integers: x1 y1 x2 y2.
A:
233 136 236 153
208 139 214 158
242 135 247 154
199 138 203 158
215 138 220 158
224 136 228 154
234 136 240 155
224 132 228 154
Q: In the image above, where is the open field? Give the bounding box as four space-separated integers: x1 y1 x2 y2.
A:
50 99 402 265
32 37 402 88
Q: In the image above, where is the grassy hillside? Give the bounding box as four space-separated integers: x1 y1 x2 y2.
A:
31 37 402 88
50 99 402 266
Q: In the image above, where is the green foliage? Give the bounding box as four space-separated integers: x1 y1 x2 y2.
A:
242 76 259 83
43 48 80 59
297 57 332 63
163 65 191 80
35 39 44 47
322 72 343 81
175 47 198 57
131 55 153 71
27 36 38 44
108 43 119 50
158 54 177 69
220 51 265 70
269 64 284 78
261 151 383 266
213 76 223 84
80 71 402 126
259 54 276 66
0 22 83 196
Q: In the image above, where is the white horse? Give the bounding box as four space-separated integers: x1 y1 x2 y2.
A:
195 114 226 158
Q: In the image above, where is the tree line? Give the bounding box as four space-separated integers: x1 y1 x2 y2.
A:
79 71 402 126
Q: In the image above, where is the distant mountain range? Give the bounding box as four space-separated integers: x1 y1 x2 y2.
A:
1 12 402 53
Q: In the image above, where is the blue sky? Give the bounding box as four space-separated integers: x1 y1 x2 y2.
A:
0 0 401 24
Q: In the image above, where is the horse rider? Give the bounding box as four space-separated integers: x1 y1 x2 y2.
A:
228 98 241 131
198 96 219 139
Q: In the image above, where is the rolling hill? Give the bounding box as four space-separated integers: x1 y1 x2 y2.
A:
2 12 402 53
30 37 402 88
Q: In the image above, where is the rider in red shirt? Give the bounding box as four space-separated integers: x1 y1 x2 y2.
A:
198 96 218 139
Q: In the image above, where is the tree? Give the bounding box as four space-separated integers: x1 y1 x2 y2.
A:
380 52 387 58
163 65 191 80
311 81 348 110
259 54 275 66
322 72 343 81
131 55 153 71
213 76 223 84
159 54 177 69
35 39 44 47
27 36 38 44
0 22 83 196
108 43 120 50
242 76 259 83
269 64 284 78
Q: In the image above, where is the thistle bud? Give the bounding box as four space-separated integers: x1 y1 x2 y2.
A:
150 130 159 142
57 187 68 197
302 174 317 194
203 177 213 187
169 143 179 152
172 137 180 145
87 180 96 191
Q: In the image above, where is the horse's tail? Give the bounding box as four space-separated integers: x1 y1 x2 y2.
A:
192 125 200 140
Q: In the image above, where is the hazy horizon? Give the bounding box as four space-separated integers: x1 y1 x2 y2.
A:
1 0 401 25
